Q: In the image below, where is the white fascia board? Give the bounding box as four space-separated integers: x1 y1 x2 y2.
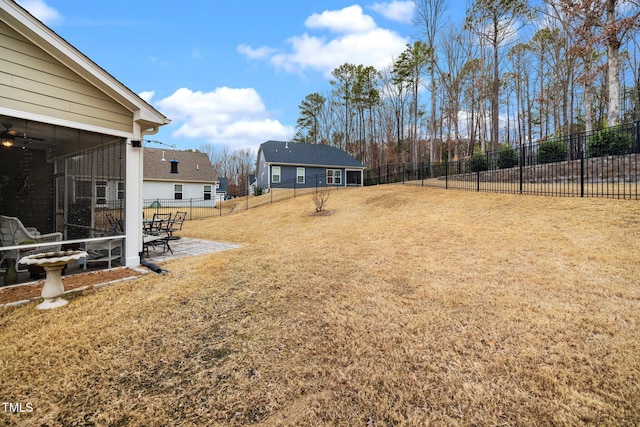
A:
0 107 136 139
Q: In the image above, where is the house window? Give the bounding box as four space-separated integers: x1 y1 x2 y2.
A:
117 182 125 200
327 169 342 185
272 166 281 184
75 180 91 203
204 185 212 200
96 181 107 205
297 167 305 184
174 184 183 200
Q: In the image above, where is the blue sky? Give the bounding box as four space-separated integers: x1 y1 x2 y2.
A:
17 0 438 154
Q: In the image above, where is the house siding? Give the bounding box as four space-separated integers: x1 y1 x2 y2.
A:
272 165 343 188
0 21 133 133
143 181 216 207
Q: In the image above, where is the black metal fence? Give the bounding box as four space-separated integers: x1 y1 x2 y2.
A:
364 121 640 199
143 174 348 220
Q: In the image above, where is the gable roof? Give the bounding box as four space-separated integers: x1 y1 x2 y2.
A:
0 0 169 131
259 140 364 169
144 148 216 183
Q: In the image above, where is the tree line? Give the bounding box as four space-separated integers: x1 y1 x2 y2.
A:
198 145 255 197
293 0 640 169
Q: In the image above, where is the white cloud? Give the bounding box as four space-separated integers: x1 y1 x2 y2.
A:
239 5 408 78
17 0 62 25
271 29 407 78
138 90 155 103
305 5 376 34
237 44 277 59
371 1 415 23
156 87 294 150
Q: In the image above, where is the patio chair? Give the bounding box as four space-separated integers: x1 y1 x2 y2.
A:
142 213 172 255
0 215 62 274
105 213 123 234
167 211 187 240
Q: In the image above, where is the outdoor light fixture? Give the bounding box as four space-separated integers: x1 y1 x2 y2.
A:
1 135 14 147
130 139 142 148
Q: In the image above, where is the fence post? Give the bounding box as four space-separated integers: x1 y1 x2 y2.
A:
580 150 585 197
635 120 640 153
519 142 524 194
189 198 193 220
402 163 405 184
421 161 425 186
445 161 449 190
477 168 480 192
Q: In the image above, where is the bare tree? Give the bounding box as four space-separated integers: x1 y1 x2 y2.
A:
546 1 605 133
439 23 471 159
603 0 640 126
392 41 429 163
414 0 449 162
465 0 530 151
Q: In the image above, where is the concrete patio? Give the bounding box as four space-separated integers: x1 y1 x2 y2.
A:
143 237 241 264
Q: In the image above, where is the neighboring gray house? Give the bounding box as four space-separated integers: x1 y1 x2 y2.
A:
256 141 365 190
143 148 217 206
216 177 228 200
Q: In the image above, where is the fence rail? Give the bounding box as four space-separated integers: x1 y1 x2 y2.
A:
364 121 640 200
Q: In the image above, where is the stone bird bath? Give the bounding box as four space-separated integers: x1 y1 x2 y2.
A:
20 250 88 309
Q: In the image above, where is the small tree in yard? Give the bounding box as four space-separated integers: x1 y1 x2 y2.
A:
312 187 330 212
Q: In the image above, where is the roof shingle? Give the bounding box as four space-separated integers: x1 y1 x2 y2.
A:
259 141 364 168
143 148 216 182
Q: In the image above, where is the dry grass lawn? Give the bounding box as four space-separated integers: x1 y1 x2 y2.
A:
1 185 639 426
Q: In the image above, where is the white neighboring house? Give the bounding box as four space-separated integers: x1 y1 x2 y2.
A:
143 148 217 207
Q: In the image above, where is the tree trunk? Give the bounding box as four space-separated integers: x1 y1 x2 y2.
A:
584 56 594 133
606 0 621 126
492 30 500 151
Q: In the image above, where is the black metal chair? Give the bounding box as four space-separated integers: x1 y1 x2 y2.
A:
167 211 187 240
142 213 172 255
105 213 123 234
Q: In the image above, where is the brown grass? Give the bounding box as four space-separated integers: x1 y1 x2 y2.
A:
1 185 640 426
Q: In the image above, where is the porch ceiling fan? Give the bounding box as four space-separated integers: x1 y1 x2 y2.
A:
1 123 45 148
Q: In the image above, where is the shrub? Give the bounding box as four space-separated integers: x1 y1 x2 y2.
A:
470 153 489 172
312 187 330 212
497 145 519 169
587 128 632 157
253 185 263 196
537 140 568 164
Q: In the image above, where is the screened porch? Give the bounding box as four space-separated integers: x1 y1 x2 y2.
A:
0 116 128 285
